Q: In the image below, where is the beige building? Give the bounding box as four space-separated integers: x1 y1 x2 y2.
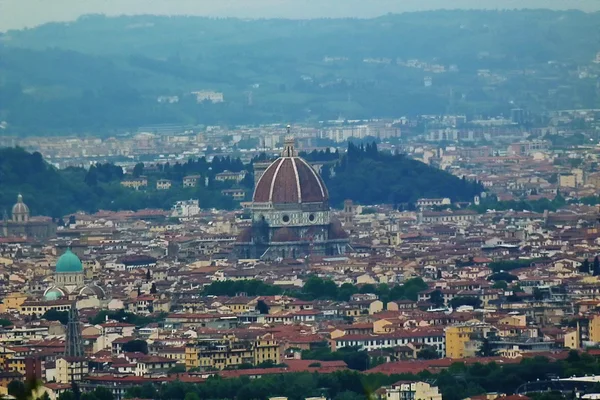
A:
564 330 580 349
221 189 246 201
56 357 89 383
215 170 247 183
183 175 201 188
156 179 172 190
378 381 442 400
121 176 148 190
558 174 576 188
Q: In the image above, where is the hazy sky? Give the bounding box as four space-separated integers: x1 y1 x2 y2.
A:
1 0 599 31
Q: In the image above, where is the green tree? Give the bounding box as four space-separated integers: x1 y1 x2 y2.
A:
132 163 144 178
488 272 519 283
417 346 440 360
477 338 497 357
42 309 69 325
450 297 482 309
91 387 114 400
492 281 508 290
122 339 149 354
58 391 76 400
184 393 201 400
580 259 590 274
169 364 186 373
7 380 25 399
429 289 445 307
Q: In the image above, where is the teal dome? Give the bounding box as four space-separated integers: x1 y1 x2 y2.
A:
56 249 83 273
44 288 64 301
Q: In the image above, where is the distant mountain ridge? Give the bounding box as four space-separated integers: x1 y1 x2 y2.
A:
0 10 599 135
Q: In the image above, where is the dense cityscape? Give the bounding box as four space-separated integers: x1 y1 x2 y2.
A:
2 4 600 400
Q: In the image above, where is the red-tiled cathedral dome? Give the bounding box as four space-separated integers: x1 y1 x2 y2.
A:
253 137 329 204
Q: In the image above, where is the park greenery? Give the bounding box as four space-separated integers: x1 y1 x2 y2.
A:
1 11 600 134
88 309 168 327
0 143 481 216
487 258 545 273
471 192 567 214
202 276 428 305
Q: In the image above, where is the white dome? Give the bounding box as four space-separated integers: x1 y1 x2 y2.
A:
12 194 30 219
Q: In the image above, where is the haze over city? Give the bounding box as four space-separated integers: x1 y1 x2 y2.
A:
1 0 600 30
3 1 600 400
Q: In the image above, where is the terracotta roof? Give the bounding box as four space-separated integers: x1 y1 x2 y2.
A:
253 157 328 204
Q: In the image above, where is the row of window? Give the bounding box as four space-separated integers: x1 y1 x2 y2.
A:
339 336 443 347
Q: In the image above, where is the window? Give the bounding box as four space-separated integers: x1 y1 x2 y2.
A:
309 214 316 222
282 215 290 223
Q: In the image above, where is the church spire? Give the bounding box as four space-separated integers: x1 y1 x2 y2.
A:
281 124 297 157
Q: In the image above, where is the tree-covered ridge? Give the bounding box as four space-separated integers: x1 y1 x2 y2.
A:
0 147 245 217
1 10 599 134
0 143 482 217
318 143 483 206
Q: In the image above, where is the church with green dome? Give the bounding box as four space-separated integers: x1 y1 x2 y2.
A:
56 249 84 273
44 249 105 301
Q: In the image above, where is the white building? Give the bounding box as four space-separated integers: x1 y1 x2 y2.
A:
191 90 224 103
171 200 200 218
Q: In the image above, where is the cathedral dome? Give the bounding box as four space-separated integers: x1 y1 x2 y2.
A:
56 249 83 273
12 194 30 217
253 138 328 204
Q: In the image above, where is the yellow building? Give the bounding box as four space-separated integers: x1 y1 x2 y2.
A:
577 314 600 344
6 357 26 375
222 297 258 313
19 300 72 317
254 333 280 365
186 336 254 370
0 347 15 369
498 315 526 327
0 292 28 313
445 325 475 359
564 330 580 349
185 334 280 371
445 322 493 359
0 371 23 396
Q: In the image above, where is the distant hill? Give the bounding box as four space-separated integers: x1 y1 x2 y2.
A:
0 147 237 217
308 143 482 206
0 10 599 135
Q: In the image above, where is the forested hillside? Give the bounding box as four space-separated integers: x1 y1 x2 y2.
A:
314 143 483 206
0 10 599 135
0 144 481 216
